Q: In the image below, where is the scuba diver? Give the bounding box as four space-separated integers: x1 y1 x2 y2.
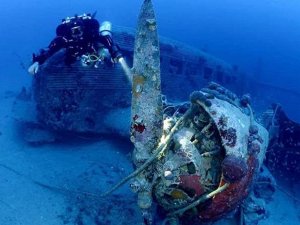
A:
28 13 122 75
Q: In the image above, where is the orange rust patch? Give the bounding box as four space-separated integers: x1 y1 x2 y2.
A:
132 75 145 97
179 175 205 197
171 189 188 200
198 156 258 221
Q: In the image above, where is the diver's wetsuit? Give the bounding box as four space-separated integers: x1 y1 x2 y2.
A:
33 16 120 65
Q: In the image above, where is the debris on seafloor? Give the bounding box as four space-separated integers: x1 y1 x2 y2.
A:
105 82 271 224
9 0 297 224
102 1 270 224
262 103 300 181
151 85 268 224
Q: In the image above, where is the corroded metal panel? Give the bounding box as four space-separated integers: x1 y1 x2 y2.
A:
131 0 163 164
130 1 163 222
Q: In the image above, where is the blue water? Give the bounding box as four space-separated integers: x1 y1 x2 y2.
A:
1 0 300 119
0 1 300 225
1 0 300 90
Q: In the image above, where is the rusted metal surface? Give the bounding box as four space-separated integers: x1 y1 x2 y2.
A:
194 90 268 220
198 155 258 220
131 0 162 163
151 86 268 223
199 90 269 166
130 0 163 222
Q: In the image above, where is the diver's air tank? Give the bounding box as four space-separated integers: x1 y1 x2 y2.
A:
97 21 113 64
99 21 112 36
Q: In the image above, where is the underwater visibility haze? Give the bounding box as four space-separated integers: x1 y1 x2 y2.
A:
0 0 299 225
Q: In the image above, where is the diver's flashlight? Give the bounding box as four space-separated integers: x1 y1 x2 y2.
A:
117 56 124 63
118 57 132 83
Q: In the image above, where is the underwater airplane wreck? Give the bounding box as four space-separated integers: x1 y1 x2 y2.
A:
101 1 268 224
12 0 300 224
